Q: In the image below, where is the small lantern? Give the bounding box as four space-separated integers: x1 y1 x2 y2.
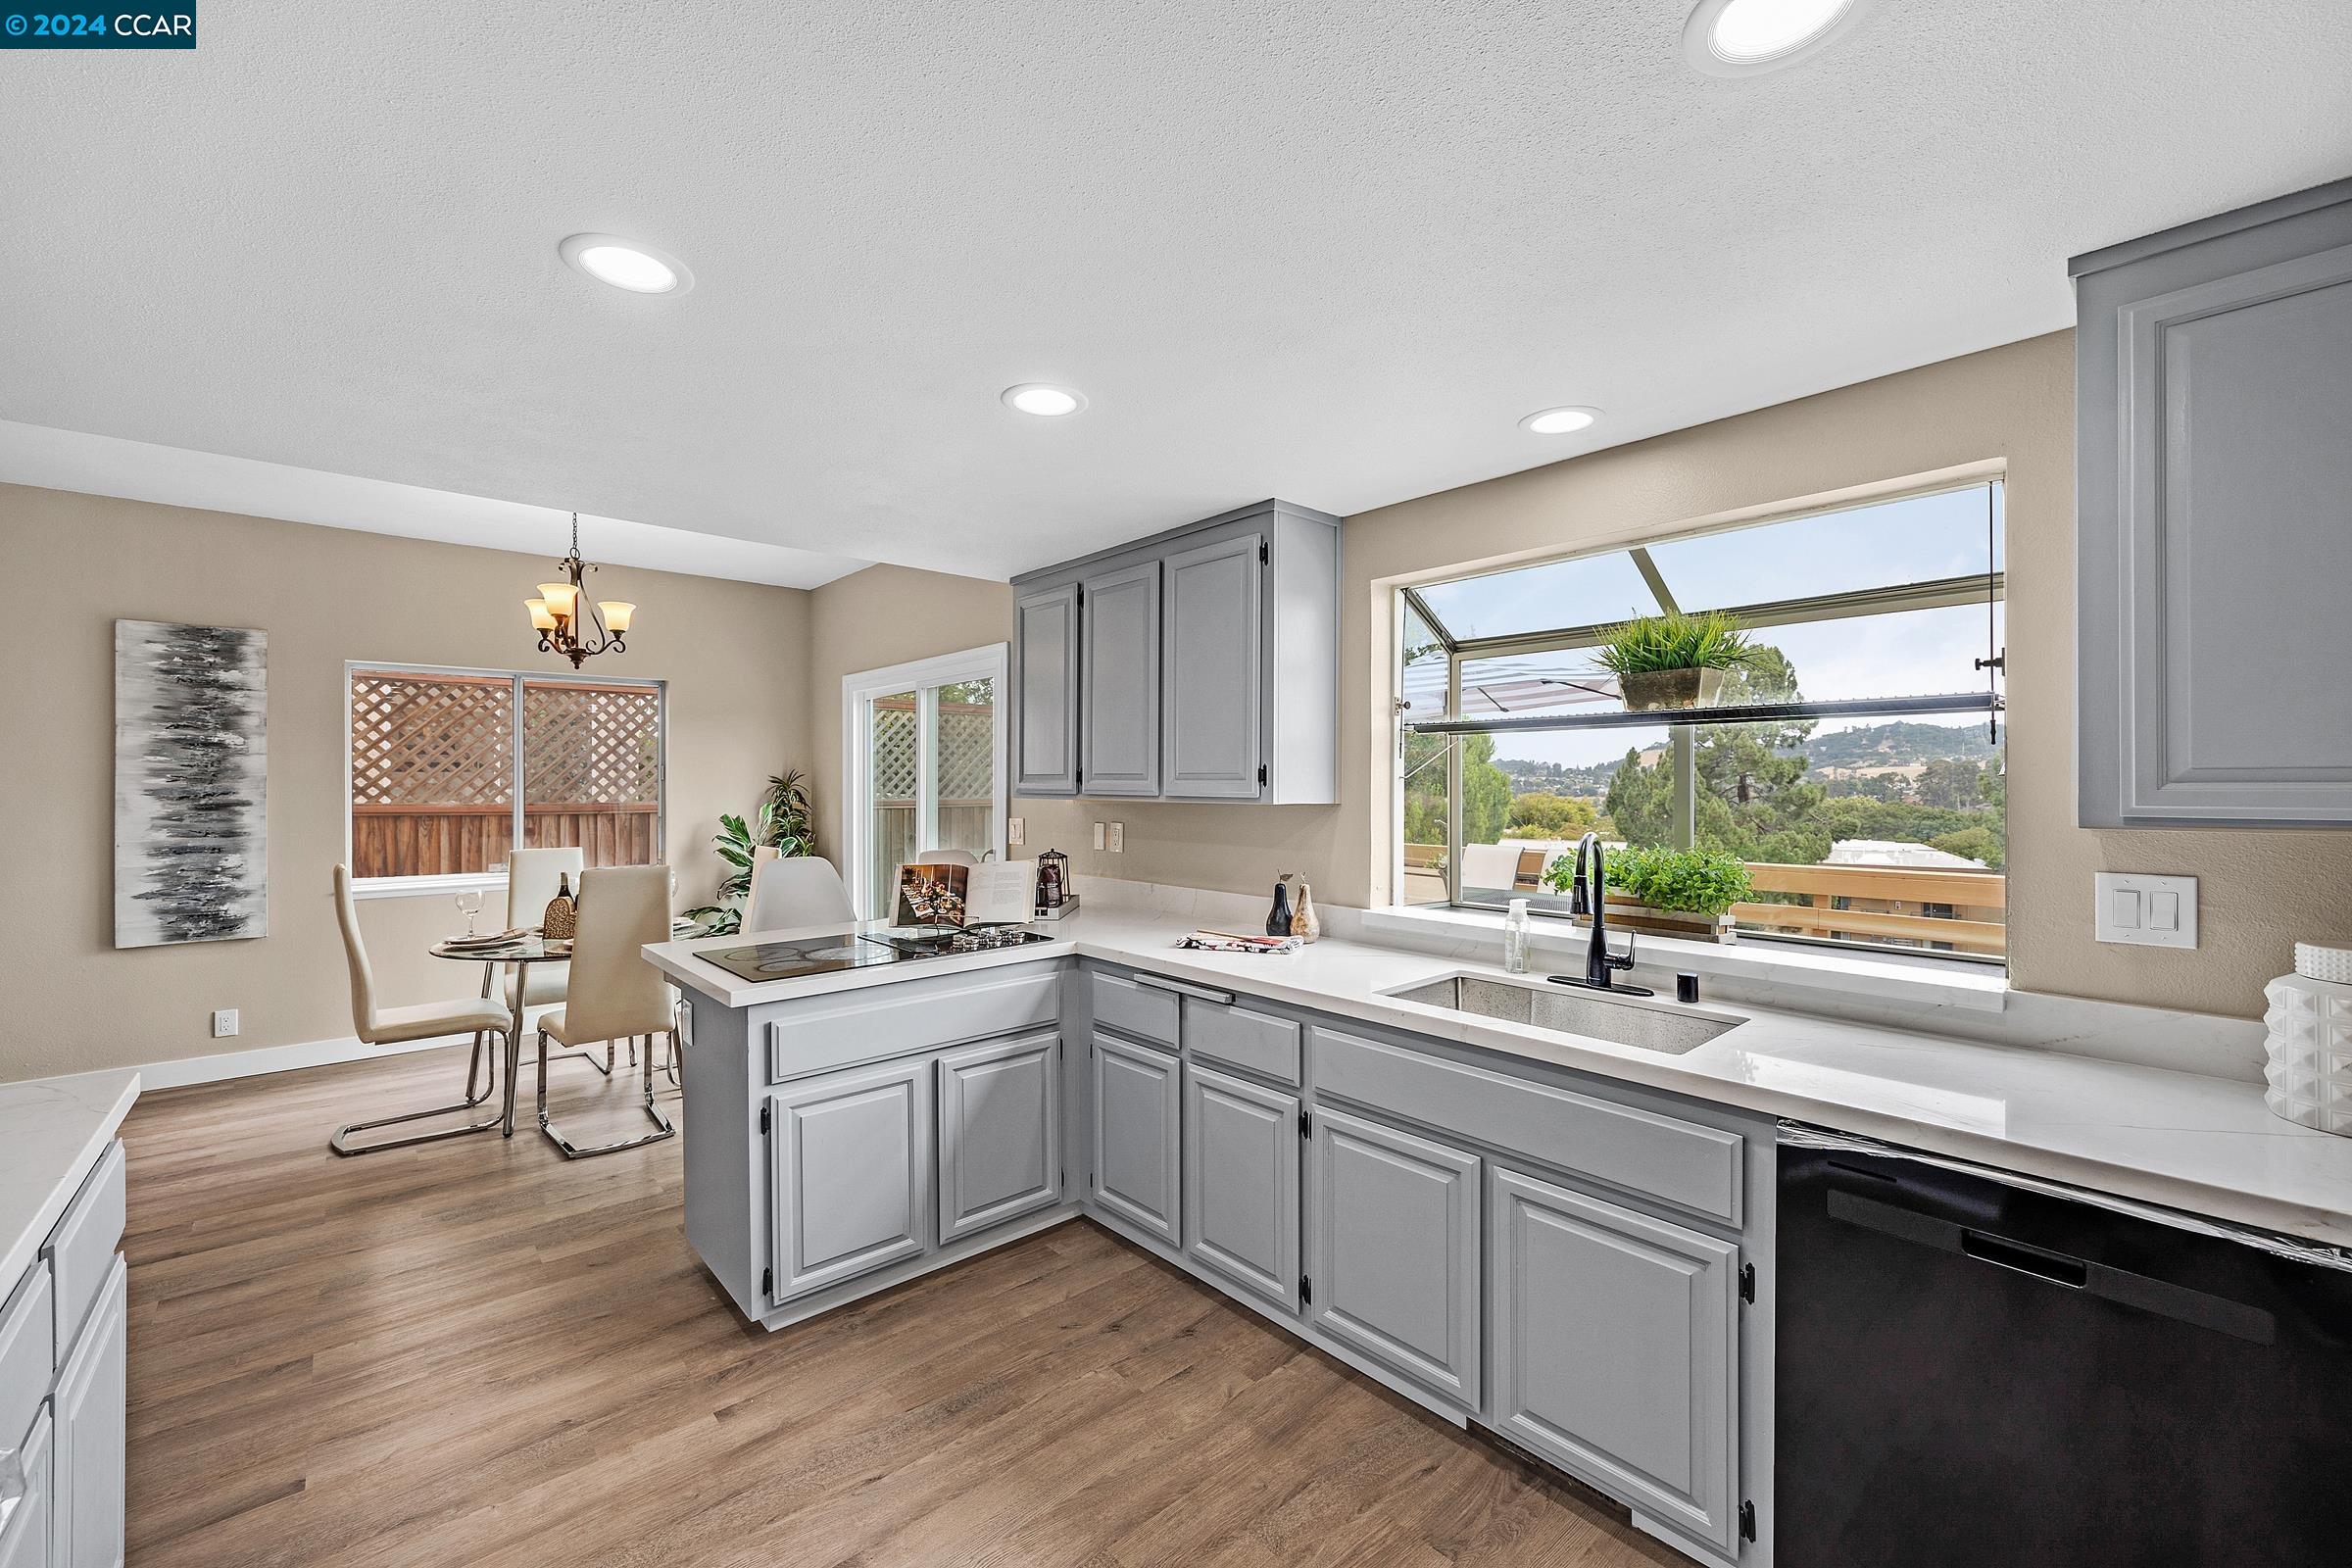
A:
1035 849 1070 909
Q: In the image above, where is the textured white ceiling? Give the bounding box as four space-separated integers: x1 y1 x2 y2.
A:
4 1 2348 582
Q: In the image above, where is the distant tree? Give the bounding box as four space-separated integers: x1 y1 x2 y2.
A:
1461 732 1511 846
1916 757 1985 810
1503 792 1598 838
1930 825 2005 869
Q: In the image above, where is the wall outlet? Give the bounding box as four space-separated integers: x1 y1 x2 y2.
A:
1006 816 1025 847
2093 872 2198 949
212 1008 239 1038
1091 821 1105 851
1107 822 1125 854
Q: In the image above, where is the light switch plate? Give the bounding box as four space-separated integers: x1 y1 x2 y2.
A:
1006 816 1024 847
1107 822 1125 853
1091 821 1105 851
2093 872 2197 949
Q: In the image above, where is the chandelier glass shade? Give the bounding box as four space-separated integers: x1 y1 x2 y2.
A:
524 514 638 668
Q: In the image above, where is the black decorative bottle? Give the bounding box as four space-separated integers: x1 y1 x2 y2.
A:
1265 879 1293 938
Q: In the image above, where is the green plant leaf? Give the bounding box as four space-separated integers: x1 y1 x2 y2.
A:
1592 611 1755 676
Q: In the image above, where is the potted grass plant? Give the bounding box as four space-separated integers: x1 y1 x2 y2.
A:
1542 844 1752 944
1594 610 1754 711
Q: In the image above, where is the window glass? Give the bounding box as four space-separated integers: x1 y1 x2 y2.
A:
1413 550 1659 641
521 679 662 869
1643 486 1998 610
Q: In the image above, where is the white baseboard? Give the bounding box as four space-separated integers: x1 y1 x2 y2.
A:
140 1004 560 1091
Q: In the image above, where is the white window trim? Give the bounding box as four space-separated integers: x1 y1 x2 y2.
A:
344 661 668 897
841 644 1010 919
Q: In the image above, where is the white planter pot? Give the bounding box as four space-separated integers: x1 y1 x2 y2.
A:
2263 971 2352 1137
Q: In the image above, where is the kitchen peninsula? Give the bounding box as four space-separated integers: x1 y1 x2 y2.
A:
645 890 2352 1568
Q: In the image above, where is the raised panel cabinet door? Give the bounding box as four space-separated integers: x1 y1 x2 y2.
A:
937 1030 1062 1243
1013 582 1081 796
1306 1104 1480 1409
52 1255 125 1568
1080 560 1161 797
1088 1032 1180 1245
1181 1063 1300 1312
769 1058 934 1301
1489 1166 1740 1555
1160 533 1263 800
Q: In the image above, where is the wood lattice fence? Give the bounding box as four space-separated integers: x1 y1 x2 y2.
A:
349 670 662 879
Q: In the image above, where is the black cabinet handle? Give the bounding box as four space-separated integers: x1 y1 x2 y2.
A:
1962 1229 2088 1289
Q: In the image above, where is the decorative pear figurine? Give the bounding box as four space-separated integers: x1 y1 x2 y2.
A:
1265 878 1293 938
541 871 578 940
1289 877 1320 943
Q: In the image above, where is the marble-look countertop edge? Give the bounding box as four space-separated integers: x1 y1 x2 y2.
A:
0 1068 140 1292
645 917 2352 1250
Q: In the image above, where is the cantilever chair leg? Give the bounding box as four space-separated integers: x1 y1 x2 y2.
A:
329 1030 508 1156
537 1027 677 1159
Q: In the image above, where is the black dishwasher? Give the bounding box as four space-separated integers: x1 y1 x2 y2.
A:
1777 1126 2352 1567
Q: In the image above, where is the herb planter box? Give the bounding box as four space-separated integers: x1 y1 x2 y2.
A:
1593 890 1738 945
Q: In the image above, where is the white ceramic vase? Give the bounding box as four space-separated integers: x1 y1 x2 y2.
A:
2263 970 2352 1137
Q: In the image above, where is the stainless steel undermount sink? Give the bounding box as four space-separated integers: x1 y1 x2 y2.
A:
1385 972 1743 1055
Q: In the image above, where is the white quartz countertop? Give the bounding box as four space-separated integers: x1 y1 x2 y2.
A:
0 1069 139 1291
646 910 2352 1249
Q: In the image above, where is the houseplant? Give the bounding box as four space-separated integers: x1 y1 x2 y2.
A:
1594 610 1754 710
684 769 815 935
1543 844 1752 944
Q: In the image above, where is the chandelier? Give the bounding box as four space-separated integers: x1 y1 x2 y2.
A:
524 514 637 668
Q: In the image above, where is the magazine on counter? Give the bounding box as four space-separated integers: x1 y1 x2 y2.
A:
1177 928 1300 955
895 859 1035 928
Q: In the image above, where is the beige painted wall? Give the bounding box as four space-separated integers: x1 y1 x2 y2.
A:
0 484 812 1082
809 332 2352 1021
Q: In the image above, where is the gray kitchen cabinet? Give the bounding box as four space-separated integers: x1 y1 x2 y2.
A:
51 1257 125 1568
1489 1165 1740 1556
2075 177 2352 825
1306 1103 1481 1410
1088 1032 1181 1245
1079 560 1161 797
937 1030 1062 1244
1009 500 1340 804
1160 532 1264 799
1181 1062 1300 1312
768 1057 934 1300
0 1408 47 1568
1013 582 1081 797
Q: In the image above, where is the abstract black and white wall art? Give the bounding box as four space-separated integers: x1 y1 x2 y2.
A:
114 619 269 948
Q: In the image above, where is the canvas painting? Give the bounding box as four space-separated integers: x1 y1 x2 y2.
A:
114 619 269 948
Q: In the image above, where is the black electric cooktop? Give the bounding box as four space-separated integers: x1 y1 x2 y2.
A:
701 927 1053 982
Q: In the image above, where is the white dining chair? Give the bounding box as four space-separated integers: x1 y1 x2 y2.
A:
743 844 782 927
744 857 857 934
504 846 582 1007
534 864 677 1159
327 864 513 1155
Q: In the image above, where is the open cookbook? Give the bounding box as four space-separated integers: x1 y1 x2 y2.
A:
894 859 1036 927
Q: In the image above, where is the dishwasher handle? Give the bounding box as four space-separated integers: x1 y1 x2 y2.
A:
1826 1189 2277 1345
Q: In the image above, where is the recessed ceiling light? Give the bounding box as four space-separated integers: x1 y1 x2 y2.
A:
1519 407 1601 436
1684 0 1864 75
1002 383 1087 416
558 233 693 295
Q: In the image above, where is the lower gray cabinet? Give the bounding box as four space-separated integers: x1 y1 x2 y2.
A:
937 1031 1062 1243
1089 1032 1181 1245
1181 1063 1299 1311
1306 1104 1480 1409
0 1409 50 1568
769 1057 933 1301
52 1256 125 1568
1489 1166 1740 1556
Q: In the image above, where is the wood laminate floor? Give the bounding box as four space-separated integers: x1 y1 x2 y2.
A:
121 1041 1686 1567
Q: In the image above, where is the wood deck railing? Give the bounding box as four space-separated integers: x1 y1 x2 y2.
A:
352 802 660 880
1401 842 2006 956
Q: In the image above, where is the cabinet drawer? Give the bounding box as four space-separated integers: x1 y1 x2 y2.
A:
1090 970 1180 1049
1184 997 1300 1085
767 964 1060 1083
1310 1028 1742 1226
0 1265 53 1461
42 1140 125 1368
0 1407 49 1568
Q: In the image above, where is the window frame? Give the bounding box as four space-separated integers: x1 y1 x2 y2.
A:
343 661 668 899
1393 476 2006 966
840 643 1010 920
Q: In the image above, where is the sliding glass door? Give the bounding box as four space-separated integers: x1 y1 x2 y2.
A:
844 647 1007 918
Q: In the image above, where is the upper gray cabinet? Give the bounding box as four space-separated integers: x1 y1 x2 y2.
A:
1010 500 1340 804
1079 560 1161 797
2075 178 2352 826
1013 582 1081 797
